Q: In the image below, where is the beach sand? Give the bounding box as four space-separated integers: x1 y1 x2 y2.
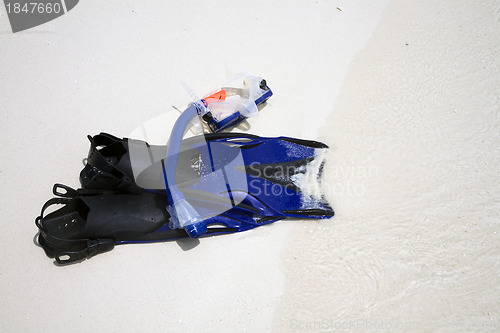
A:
1 0 498 332
277 0 499 331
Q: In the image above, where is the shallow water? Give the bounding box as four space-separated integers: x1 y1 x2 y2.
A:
276 0 500 331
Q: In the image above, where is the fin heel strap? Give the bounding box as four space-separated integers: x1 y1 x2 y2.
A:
51 239 115 265
86 135 124 177
52 183 80 198
52 183 111 198
36 197 71 226
35 188 115 264
84 135 140 193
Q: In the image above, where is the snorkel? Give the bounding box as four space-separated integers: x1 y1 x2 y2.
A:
163 101 206 238
163 74 272 238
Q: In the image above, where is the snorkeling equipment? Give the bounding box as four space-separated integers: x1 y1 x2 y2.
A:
35 74 334 264
198 76 272 133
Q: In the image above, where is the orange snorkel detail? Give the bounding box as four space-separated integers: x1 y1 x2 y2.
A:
203 89 227 105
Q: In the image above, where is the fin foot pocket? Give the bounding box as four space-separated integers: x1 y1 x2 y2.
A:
35 184 173 264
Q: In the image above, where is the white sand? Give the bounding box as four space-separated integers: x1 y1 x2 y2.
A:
1 0 498 332
277 0 500 331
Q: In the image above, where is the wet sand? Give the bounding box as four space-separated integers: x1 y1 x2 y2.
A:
277 0 499 331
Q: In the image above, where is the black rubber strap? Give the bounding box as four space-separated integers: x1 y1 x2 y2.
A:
86 134 124 176
35 191 115 264
53 239 115 264
52 183 80 198
37 197 71 224
84 134 142 193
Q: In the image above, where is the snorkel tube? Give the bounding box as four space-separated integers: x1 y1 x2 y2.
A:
163 101 207 238
163 74 272 238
